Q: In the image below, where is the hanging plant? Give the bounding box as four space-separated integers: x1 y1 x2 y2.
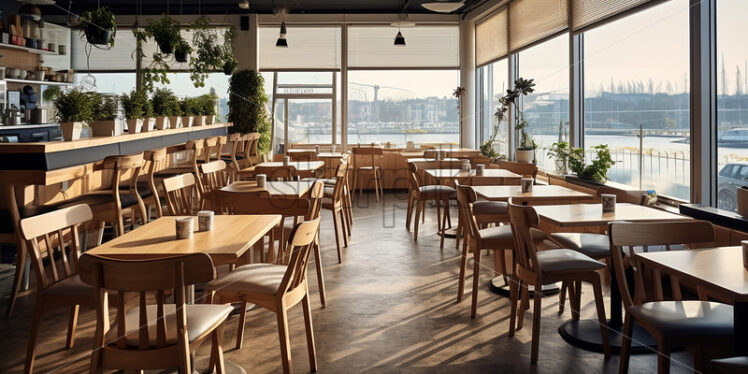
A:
189 17 237 86
80 7 117 47
174 39 192 63
133 28 170 93
145 14 183 54
221 28 237 75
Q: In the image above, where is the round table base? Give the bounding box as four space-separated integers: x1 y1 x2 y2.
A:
489 277 560 297
193 357 247 374
558 319 660 354
439 227 459 238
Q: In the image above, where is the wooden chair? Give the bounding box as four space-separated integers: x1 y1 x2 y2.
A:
507 201 610 363
323 161 350 263
205 219 321 374
454 180 509 250
351 146 384 201
61 153 148 237
243 132 261 167
224 133 247 180
255 165 298 181
492 160 538 181
162 173 199 216
20 204 94 374
199 160 230 199
78 252 233 374
406 163 454 248
609 220 734 374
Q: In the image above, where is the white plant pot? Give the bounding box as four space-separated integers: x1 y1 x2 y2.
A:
168 116 182 129
206 115 216 125
156 116 170 130
515 149 534 163
140 118 155 132
181 116 193 128
126 118 143 133
61 122 86 141
90 120 117 137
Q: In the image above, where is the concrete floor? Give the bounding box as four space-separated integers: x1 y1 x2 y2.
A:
0 191 697 373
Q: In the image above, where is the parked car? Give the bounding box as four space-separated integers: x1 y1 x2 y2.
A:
717 162 748 211
718 128 748 145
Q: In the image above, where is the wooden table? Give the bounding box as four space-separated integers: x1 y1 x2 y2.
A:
535 203 692 354
637 246 748 354
425 168 521 186
472 185 592 203
221 180 316 199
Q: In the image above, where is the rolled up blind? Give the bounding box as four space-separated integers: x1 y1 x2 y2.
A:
475 8 508 67
571 0 651 31
508 0 569 52
259 26 341 70
347 25 459 69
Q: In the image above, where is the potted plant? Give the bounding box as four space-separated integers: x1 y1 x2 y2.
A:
151 88 182 129
145 14 182 54
121 89 153 133
222 57 238 75
568 144 615 183
180 97 198 127
54 89 93 141
189 17 238 86
80 7 116 47
89 93 119 137
174 39 192 63
228 70 271 153
197 94 217 125
547 141 572 175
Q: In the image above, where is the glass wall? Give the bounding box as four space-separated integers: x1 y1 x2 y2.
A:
583 0 690 200
717 0 748 211
347 70 459 146
518 33 569 171
477 59 509 157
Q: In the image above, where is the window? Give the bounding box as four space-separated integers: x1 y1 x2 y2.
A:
582 0 690 200
717 0 748 211
73 73 136 95
154 73 231 121
477 59 509 156
347 70 459 146
518 33 569 171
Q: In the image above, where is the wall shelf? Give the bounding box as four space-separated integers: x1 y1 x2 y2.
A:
5 78 71 86
0 43 59 56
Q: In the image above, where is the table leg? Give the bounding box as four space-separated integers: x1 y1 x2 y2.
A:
735 301 748 355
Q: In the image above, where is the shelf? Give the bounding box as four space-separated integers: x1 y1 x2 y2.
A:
5 78 71 86
0 43 59 55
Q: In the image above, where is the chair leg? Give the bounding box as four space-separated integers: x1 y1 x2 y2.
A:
530 285 543 364
24 298 45 374
435 199 442 232
470 251 481 319
374 171 380 202
455 219 461 249
65 305 80 349
211 324 226 374
657 342 671 374
339 209 348 247
572 281 582 321
331 207 343 261
235 301 248 350
439 200 448 249
619 313 634 374
406 194 414 232
342 195 352 236
301 294 318 372
457 236 469 302
517 285 529 331
509 279 519 337
445 201 452 228
7 241 27 316
558 281 568 314
276 307 293 374
421 200 426 223
590 276 611 358
413 199 422 241
313 240 327 306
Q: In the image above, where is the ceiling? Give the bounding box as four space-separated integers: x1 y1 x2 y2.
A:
39 0 487 16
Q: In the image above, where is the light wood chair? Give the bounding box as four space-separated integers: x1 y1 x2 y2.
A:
20 204 95 374
454 181 509 250
205 219 321 374
351 146 384 201
609 220 734 374
143 148 168 219
162 173 199 216
323 161 350 263
507 201 610 363
199 160 230 201
243 132 261 168
406 163 454 248
78 252 233 374
224 133 246 181
255 165 298 181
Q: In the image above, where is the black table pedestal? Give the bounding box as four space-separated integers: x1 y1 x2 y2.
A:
558 319 658 354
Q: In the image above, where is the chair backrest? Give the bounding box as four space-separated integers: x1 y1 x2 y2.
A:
145 148 168 217
331 162 348 203
102 153 147 224
203 137 219 162
255 165 297 181
308 181 324 220
352 146 382 169
198 160 229 196
278 219 321 293
185 139 206 168
455 183 480 247
493 161 538 180
407 162 422 191
244 133 261 167
78 252 214 356
226 133 245 171
507 201 543 278
19 204 92 292
162 173 198 216
608 220 715 307
289 150 319 162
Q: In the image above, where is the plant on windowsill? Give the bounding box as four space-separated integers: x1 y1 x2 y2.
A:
151 88 182 129
568 144 615 183
54 88 93 141
122 90 154 133
195 93 218 125
479 106 507 161
89 93 119 137
547 141 572 175
180 96 200 127
228 70 271 154
491 77 537 163
80 6 117 47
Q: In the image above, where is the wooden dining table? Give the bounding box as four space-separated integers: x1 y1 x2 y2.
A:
472 185 592 203
636 246 748 355
533 203 692 354
221 180 316 199
425 168 522 186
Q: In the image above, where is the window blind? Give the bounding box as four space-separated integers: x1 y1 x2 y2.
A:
347 26 459 69
259 26 341 70
475 8 508 67
571 0 650 31
508 0 569 52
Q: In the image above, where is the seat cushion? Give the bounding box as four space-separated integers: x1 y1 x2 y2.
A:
711 356 748 374
477 225 546 248
117 304 233 346
537 249 605 274
0 204 59 234
419 185 456 198
60 192 142 209
629 301 733 341
473 201 508 215
550 233 610 259
204 263 288 295
44 274 93 300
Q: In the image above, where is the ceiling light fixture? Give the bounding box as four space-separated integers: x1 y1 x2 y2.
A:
276 21 288 48
394 30 405 47
422 0 465 13
238 0 249 9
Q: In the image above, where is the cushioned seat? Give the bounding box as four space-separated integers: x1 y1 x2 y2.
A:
629 301 733 340
44 274 93 300
550 233 610 259
60 192 143 209
204 263 287 295
472 201 508 215
116 304 233 346
712 356 748 374
536 249 605 274
419 185 456 198
478 225 546 248
323 186 334 197
0 204 60 234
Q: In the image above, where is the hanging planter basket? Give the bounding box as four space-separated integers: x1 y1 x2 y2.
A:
157 39 176 54
84 27 113 46
175 50 188 63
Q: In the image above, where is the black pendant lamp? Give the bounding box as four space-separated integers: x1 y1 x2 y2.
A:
276 21 288 47
394 29 405 47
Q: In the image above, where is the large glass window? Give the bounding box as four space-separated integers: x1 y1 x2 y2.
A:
477 59 509 157
717 0 748 211
347 70 459 146
583 0 690 200
518 33 570 171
